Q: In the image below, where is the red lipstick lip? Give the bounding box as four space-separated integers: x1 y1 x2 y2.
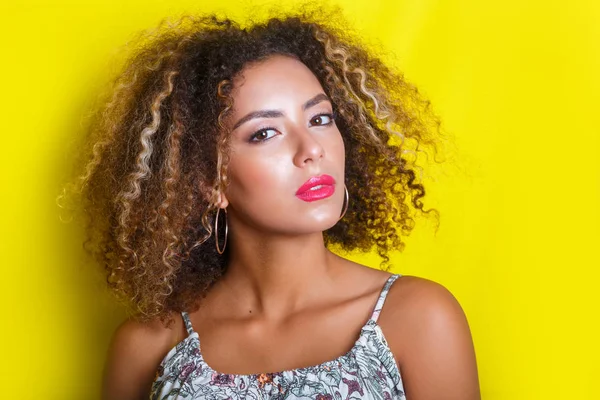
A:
296 174 336 195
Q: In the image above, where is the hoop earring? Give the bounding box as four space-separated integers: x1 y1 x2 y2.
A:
338 185 349 221
215 207 228 254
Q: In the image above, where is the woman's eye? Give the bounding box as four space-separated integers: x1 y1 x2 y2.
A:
310 113 334 126
250 128 278 142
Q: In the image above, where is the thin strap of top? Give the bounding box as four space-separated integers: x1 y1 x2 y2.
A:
181 273 401 335
368 273 401 324
181 311 195 335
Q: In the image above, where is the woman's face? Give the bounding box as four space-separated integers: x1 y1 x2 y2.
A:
222 55 346 235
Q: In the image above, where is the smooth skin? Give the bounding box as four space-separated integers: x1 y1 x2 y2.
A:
103 55 480 400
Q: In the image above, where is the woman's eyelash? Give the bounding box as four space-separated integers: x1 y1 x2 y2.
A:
310 112 336 125
249 126 278 143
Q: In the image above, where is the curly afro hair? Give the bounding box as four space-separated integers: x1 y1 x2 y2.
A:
62 11 440 324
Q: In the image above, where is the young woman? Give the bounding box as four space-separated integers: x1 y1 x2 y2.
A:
70 12 479 400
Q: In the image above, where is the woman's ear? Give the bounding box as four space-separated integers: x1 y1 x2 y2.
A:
217 191 229 209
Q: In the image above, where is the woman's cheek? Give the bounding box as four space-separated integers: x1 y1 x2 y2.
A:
229 155 289 197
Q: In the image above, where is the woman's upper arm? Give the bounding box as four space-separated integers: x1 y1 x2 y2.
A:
102 317 178 400
386 277 481 400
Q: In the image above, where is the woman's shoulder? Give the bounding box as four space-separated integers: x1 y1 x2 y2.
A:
389 275 460 308
109 315 182 357
382 275 470 339
381 275 480 398
102 313 185 400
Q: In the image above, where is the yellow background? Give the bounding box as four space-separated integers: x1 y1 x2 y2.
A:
1 0 598 399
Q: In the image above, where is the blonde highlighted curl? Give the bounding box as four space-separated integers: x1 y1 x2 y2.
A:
61 11 441 324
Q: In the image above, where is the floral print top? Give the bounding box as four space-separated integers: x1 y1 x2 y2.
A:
151 274 405 399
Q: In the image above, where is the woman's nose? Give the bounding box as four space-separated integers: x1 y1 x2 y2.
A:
292 125 326 167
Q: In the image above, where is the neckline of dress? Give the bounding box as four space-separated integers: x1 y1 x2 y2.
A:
189 318 381 379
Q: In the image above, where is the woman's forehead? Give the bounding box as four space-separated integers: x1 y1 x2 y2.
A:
227 56 327 125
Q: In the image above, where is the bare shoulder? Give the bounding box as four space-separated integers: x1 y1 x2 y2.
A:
102 313 184 400
379 276 468 346
383 275 465 319
380 276 481 400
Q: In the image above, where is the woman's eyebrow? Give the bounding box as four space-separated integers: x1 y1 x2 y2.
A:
302 93 330 110
232 93 331 130
232 110 283 130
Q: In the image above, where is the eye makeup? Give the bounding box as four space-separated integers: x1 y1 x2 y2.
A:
245 111 336 144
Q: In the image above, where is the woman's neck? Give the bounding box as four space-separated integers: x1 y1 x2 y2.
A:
216 229 342 321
